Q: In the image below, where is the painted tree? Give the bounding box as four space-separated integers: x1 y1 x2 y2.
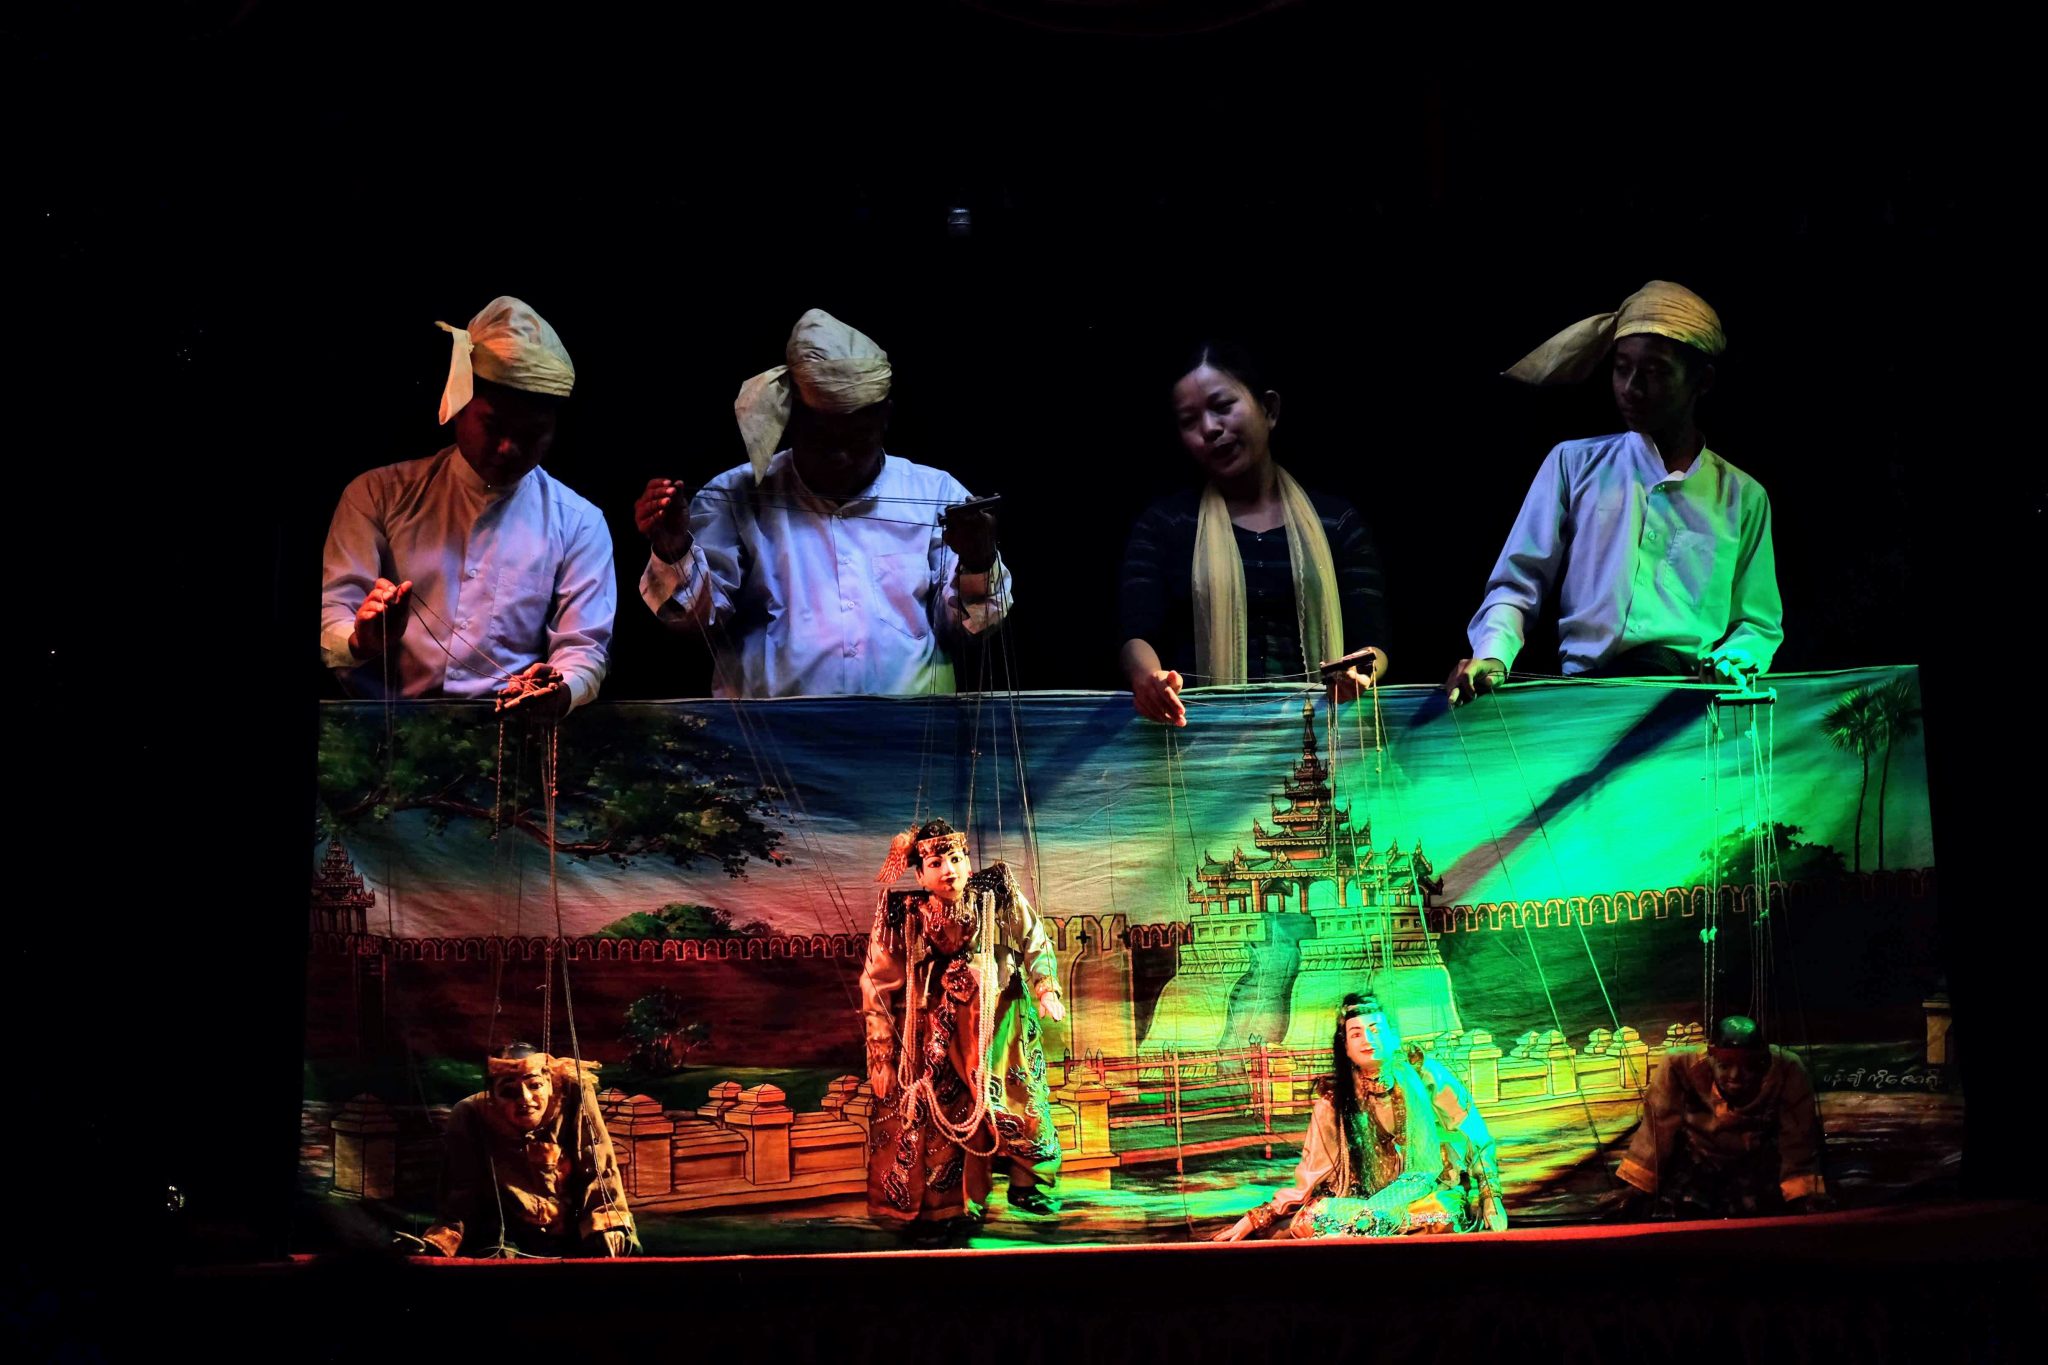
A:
1821 687 1884 872
621 988 711 1075
1694 821 1846 888
315 704 787 876
598 903 769 939
1872 677 1923 871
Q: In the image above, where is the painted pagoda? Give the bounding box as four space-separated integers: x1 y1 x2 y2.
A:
1144 699 1461 1049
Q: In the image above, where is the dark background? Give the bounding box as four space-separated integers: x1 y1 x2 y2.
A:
6 0 2028 1291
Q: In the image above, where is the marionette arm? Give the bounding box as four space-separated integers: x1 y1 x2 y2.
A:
1214 1095 1340 1241
861 897 909 1098
992 865 1065 1022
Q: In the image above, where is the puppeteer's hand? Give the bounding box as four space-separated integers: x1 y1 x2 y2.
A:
1036 988 1066 1023
1326 646 1388 704
1444 656 1506 707
1701 644 1759 685
496 662 572 720
1131 668 1187 727
349 577 413 660
941 503 998 574
634 476 694 564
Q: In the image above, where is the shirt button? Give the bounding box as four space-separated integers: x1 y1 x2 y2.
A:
456 618 471 629
466 568 479 579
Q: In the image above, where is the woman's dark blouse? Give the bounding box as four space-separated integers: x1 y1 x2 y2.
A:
1118 486 1391 682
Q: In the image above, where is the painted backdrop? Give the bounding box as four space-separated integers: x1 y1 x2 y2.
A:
302 669 1951 1252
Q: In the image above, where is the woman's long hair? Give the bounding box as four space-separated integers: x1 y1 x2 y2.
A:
1328 995 1436 1185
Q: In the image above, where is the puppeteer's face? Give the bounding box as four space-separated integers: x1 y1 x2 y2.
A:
456 379 561 487
916 846 973 905
1611 333 1707 436
492 1070 554 1130
1172 364 1276 485
1344 1016 1382 1077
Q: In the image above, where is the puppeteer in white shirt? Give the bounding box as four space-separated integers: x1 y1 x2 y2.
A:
635 309 1010 699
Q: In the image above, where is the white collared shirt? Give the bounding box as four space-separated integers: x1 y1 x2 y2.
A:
320 447 616 708
639 451 1011 698
1468 431 1782 675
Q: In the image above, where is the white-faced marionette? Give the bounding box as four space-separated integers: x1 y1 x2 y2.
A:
859 818 1067 1230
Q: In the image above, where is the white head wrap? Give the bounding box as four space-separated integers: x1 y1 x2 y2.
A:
733 308 893 482
1505 280 1726 386
436 296 577 424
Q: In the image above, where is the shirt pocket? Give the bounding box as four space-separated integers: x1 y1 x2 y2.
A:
492 563 557 655
1663 528 1723 606
871 551 933 641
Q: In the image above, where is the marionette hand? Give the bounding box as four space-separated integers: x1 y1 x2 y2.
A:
1785 1190 1836 1216
496 662 572 720
349 577 413 660
1701 644 1759 686
1444 656 1506 707
1131 668 1187 727
867 1041 894 1101
1036 986 1066 1023
941 501 998 574
634 476 695 564
595 1230 631 1258
1593 1183 1649 1222
1211 1213 1255 1243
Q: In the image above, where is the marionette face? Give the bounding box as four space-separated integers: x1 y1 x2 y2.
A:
915 843 974 905
1708 1047 1767 1106
1343 1015 1384 1078
492 1068 555 1131
1172 363 1278 487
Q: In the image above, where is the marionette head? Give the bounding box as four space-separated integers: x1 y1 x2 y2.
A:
1334 992 1396 1081
486 1042 558 1132
1707 1014 1770 1105
907 818 973 905
875 817 975 904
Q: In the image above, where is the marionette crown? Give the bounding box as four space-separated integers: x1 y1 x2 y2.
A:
918 831 967 858
1337 992 1381 1024
485 1043 601 1086
875 818 966 884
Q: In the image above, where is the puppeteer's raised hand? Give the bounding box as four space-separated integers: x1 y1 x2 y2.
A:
1444 656 1506 707
941 501 998 574
1325 646 1388 703
1036 987 1066 1023
634 476 694 564
349 577 413 660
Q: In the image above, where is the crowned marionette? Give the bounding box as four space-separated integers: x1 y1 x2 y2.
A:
860 818 1066 1233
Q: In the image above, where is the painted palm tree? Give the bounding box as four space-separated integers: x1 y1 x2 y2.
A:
1822 687 1885 872
1872 677 1923 870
